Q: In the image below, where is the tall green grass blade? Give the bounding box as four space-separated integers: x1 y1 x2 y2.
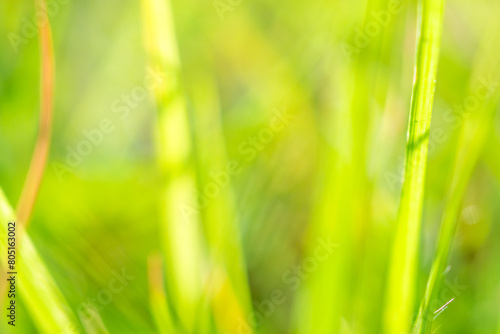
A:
415 23 500 334
292 47 354 334
187 66 253 333
142 0 203 331
293 0 405 331
0 188 78 333
384 0 445 332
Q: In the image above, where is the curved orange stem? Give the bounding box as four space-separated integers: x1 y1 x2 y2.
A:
16 0 54 227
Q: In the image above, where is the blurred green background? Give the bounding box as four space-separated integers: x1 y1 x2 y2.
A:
1 0 500 333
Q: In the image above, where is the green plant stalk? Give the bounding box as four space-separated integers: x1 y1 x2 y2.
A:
287 2 364 332
188 66 253 333
292 60 354 334
384 0 444 333
416 90 499 334
0 188 78 333
415 32 500 334
141 0 203 331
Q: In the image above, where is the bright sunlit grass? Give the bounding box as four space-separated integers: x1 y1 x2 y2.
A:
1 0 500 333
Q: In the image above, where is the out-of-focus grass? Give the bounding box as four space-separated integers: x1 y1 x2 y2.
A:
1 0 500 333
0 188 77 333
147 253 174 334
142 0 203 331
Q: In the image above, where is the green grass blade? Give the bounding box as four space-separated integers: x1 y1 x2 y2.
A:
187 67 253 333
384 0 445 332
0 188 78 333
415 26 500 334
142 0 203 331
